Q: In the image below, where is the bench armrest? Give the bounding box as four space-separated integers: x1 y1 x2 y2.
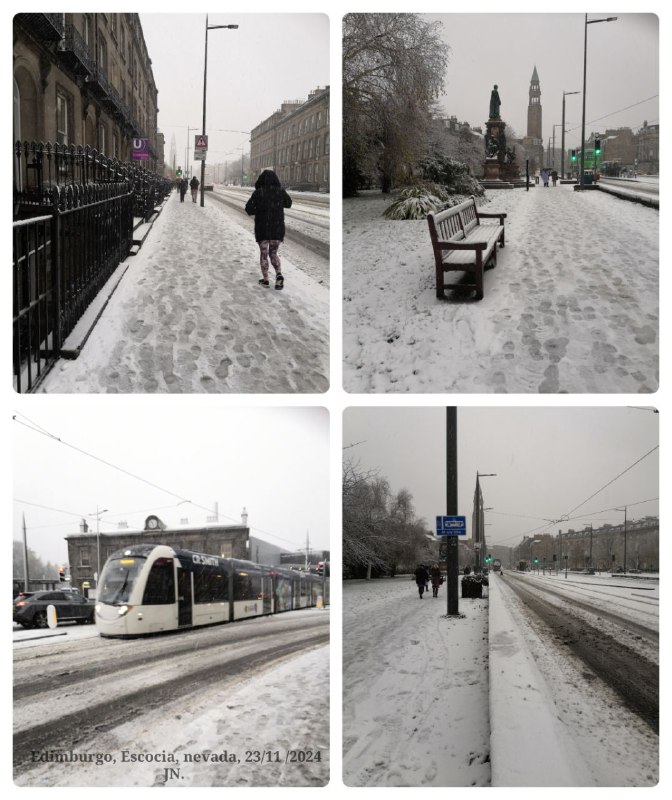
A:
477 212 507 223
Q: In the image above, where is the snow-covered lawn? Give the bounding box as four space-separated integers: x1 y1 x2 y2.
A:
343 186 658 393
343 577 490 786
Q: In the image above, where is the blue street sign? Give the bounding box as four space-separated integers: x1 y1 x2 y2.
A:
435 515 467 536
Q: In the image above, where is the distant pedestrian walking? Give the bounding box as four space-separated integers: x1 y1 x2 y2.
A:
189 175 199 203
551 169 558 187
430 563 442 598
179 178 188 203
414 564 429 599
245 169 292 290
541 168 550 187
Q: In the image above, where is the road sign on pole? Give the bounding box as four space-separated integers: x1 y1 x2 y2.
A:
436 515 467 536
194 134 208 149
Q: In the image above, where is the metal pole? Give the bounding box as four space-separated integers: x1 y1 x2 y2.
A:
580 14 588 188
561 94 567 179
22 513 30 592
623 507 627 574
200 15 208 207
446 407 459 616
589 523 593 569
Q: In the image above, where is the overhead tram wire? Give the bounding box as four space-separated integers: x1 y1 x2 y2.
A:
13 413 304 550
565 93 659 135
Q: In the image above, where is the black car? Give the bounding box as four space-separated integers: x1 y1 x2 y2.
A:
13 590 95 629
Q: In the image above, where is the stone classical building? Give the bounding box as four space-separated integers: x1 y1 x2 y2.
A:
13 13 162 170
66 512 250 594
249 86 330 191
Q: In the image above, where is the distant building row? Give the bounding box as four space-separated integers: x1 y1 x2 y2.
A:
249 86 330 191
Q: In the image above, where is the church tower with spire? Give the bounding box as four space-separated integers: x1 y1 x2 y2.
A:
527 65 542 141
523 66 545 172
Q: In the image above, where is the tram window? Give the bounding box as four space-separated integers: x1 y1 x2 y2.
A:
194 571 228 603
233 572 262 601
142 561 175 605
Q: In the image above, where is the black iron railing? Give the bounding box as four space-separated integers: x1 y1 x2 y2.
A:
13 141 173 391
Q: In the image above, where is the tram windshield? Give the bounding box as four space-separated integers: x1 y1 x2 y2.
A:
98 556 146 604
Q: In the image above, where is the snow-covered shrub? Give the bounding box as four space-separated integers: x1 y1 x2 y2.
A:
382 186 446 220
418 154 485 197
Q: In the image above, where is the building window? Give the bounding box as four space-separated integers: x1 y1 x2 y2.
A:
99 122 106 154
98 36 108 73
56 91 70 145
324 134 330 155
315 137 321 157
79 548 90 568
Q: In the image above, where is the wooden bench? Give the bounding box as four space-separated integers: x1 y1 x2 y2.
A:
427 196 507 300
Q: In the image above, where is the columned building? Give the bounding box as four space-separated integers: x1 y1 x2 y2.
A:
250 86 330 191
66 512 250 594
13 13 162 170
522 65 544 173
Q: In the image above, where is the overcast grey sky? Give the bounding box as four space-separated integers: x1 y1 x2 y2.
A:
139 13 329 176
424 13 659 147
343 407 659 549
13 405 329 567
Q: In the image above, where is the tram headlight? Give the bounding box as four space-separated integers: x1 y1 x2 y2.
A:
117 604 132 616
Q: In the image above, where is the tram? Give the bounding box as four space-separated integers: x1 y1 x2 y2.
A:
94 544 328 637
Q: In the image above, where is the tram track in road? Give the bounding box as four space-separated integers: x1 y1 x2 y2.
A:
14 614 328 701
14 631 329 773
505 571 658 643
206 191 330 259
501 574 658 732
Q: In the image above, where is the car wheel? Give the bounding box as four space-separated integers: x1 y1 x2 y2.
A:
34 612 48 628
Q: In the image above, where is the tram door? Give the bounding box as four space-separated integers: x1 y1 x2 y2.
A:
177 568 193 627
262 576 272 614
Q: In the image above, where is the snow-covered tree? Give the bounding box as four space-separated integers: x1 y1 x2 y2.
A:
343 13 449 196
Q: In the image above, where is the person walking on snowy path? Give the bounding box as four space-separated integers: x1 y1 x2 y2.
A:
414 564 429 599
179 178 188 203
189 175 199 203
430 563 442 597
245 169 292 290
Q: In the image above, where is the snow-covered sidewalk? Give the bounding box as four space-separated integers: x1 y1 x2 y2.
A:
343 185 658 393
343 578 490 786
40 194 329 393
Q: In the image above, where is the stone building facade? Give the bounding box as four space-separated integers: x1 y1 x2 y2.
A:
66 513 250 593
13 13 162 170
249 86 330 191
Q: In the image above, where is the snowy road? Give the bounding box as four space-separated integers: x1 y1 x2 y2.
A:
492 573 658 786
14 609 329 786
343 578 490 787
343 185 658 392
39 192 329 393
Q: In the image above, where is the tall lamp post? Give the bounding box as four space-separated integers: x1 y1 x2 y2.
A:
561 90 580 179
89 506 109 588
200 16 239 207
579 14 617 188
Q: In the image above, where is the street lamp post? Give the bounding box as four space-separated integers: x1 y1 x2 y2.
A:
579 14 617 189
89 507 109 588
562 90 580 179
200 16 239 207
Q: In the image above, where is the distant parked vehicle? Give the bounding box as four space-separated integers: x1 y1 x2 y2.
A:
13 590 95 629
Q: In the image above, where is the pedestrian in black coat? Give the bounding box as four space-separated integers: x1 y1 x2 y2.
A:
245 169 292 289
179 178 187 202
189 175 199 203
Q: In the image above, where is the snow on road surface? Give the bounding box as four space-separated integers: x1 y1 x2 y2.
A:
343 186 658 393
39 193 329 393
343 578 490 786
14 610 329 787
491 573 658 786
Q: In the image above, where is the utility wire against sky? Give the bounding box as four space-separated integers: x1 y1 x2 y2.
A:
565 93 659 134
13 413 303 548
